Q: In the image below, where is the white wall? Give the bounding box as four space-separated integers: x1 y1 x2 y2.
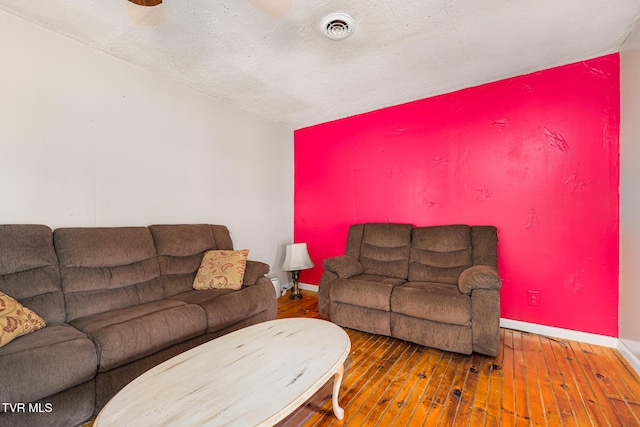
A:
0 10 294 283
620 21 640 371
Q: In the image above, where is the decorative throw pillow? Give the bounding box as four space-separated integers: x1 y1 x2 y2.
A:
193 249 249 291
0 291 46 348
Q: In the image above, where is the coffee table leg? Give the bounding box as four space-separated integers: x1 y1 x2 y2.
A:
332 364 345 420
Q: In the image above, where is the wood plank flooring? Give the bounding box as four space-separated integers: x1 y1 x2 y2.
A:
277 291 640 427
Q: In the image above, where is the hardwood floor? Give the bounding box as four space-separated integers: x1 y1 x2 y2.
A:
277 291 640 427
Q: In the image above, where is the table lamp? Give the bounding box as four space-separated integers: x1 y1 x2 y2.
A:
282 242 314 300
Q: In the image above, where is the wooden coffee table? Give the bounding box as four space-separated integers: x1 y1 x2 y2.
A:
94 318 351 426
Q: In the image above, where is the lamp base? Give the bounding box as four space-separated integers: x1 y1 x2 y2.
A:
289 270 303 300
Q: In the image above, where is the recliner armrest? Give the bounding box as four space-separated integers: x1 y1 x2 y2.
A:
323 256 363 279
458 265 501 294
243 260 270 286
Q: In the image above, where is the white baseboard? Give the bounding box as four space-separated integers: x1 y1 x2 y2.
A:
299 282 318 292
280 282 318 294
500 318 618 348
491 319 640 376
617 339 640 377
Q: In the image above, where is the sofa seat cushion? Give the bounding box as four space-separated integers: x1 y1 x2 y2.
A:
169 278 275 333
330 276 405 311
0 324 98 405
70 300 206 372
391 282 471 326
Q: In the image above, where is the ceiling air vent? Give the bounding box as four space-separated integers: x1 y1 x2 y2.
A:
320 13 355 40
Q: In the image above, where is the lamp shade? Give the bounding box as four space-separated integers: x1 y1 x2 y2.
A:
282 243 314 272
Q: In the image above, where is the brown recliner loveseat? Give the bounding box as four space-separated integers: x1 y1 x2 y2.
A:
319 223 502 357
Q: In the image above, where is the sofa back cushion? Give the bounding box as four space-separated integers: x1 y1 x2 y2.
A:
408 225 498 284
409 225 473 284
54 227 162 321
347 223 412 280
0 225 65 324
149 224 234 297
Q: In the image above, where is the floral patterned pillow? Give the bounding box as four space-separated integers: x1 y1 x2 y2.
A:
193 249 249 291
0 291 46 348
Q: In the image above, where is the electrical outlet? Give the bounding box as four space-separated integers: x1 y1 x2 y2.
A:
527 290 541 306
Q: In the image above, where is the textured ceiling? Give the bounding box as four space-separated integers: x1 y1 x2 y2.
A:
1 0 640 129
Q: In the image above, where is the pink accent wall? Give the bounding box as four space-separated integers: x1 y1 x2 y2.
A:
294 55 620 337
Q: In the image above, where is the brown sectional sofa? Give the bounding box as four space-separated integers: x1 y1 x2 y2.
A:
0 224 276 427
319 223 502 357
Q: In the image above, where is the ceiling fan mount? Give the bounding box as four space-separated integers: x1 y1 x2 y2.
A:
127 0 162 6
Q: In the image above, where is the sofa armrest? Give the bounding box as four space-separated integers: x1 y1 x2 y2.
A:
243 260 270 286
323 256 363 279
458 265 501 295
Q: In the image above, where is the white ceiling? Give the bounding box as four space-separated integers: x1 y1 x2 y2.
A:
2 0 640 129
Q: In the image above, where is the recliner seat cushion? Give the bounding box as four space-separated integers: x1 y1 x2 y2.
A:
330 277 402 311
169 276 275 333
391 281 471 326
71 299 206 371
0 324 97 404
330 303 391 336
